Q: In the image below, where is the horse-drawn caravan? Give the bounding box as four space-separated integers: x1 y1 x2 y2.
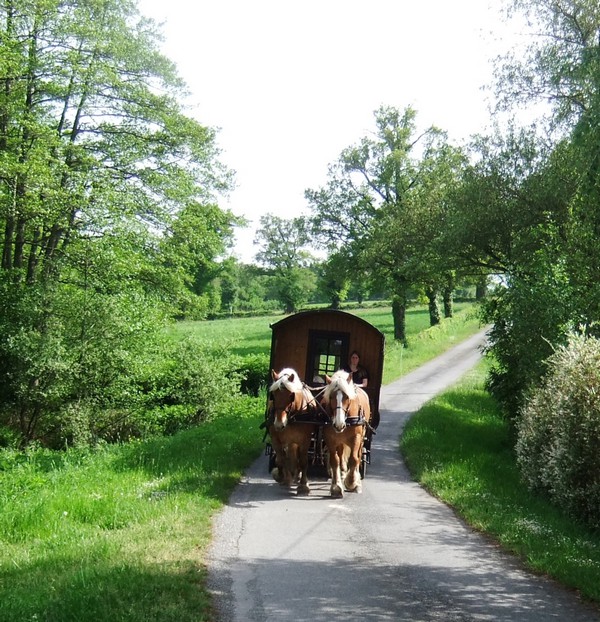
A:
262 309 385 497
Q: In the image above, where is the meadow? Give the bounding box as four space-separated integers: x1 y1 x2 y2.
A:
8 303 600 619
173 302 481 384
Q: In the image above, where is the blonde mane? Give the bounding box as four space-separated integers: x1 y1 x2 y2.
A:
269 367 304 393
323 369 357 400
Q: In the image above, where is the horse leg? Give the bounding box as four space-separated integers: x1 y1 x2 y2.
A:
327 445 344 498
344 432 364 493
279 444 295 487
269 430 286 484
285 443 301 484
296 438 310 496
339 443 350 484
323 428 344 497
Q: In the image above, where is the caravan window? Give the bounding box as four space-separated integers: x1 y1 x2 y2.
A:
306 330 349 385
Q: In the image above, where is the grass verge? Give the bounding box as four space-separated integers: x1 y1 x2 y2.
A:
0 396 264 622
400 361 600 604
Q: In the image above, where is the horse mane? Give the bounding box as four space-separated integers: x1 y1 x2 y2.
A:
269 367 304 393
323 369 357 400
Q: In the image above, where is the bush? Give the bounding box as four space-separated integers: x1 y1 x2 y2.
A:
516 333 600 528
32 334 245 446
131 335 244 437
237 353 269 396
481 249 572 423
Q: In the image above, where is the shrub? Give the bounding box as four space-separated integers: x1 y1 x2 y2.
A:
237 353 269 396
516 333 600 528
131 335 244 437
36 334 245 446
481 249 572 423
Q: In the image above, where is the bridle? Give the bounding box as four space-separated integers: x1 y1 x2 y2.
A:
329 388 367 431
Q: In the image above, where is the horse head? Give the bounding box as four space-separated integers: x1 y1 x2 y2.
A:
323 370 357 433
269 368 306 431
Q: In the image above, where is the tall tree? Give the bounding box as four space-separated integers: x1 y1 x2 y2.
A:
316 252 351 309
0 0 233 283
478 0 600 417
0 0 235 445
254 214 316 313
307 105 463 342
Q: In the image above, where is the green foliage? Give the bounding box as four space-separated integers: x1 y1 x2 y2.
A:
0 271 247 446
236 353 270 396
516 333 600 528
496 0 600 126
479 1 600 421
315 253 351 309
449 128 580 420
0 394 264 622
0 0 238 445
159 202 243 318
306 105 465 342
0 274 169 446
136 335 243 434
402 362 600 603
481 245 573 420
253 215 317 313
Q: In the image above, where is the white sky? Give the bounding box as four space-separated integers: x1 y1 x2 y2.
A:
137 0 521 263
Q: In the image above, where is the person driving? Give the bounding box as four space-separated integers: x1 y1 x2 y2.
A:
345 350 368 388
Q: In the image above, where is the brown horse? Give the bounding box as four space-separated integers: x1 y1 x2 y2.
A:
268 368 317 495
321 370 371 497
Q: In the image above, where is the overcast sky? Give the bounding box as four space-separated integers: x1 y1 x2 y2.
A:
137 0 521 262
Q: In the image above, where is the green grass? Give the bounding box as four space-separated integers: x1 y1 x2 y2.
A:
401 361 600 604
0 303 487 621
0 396 264 622
172 302 482 383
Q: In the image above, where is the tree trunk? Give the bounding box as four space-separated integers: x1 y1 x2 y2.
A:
2 215 15 269
392 288 408 345
426 286 440 326
476 276 488 300
443 287 453 318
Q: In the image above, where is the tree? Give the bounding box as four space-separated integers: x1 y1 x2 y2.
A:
0 0 235 445
316 253 351 309
158 202 242 318
254 214 316 313
445 129 577 418
493 1 600 332
475 0 600 417
495 0 600 128
307 105 464 342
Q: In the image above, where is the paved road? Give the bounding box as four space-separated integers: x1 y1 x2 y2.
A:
207 329 600 621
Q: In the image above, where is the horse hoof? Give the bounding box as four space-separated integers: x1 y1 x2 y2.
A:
330 486 344 498
296 486 310 496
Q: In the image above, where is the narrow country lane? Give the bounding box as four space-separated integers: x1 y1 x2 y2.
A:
207 329 600 622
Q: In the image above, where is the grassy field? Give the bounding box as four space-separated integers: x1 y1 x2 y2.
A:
401 361 600 605
173 302 482 384
0 303 499 621
0 396 264 622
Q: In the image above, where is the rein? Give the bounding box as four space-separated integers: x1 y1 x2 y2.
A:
262 383 329 429
319 383 370 428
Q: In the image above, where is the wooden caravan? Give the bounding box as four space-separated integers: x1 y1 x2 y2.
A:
268 309 385 426
265 309 385 481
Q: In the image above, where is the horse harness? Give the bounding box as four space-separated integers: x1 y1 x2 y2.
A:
261 383 370 427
